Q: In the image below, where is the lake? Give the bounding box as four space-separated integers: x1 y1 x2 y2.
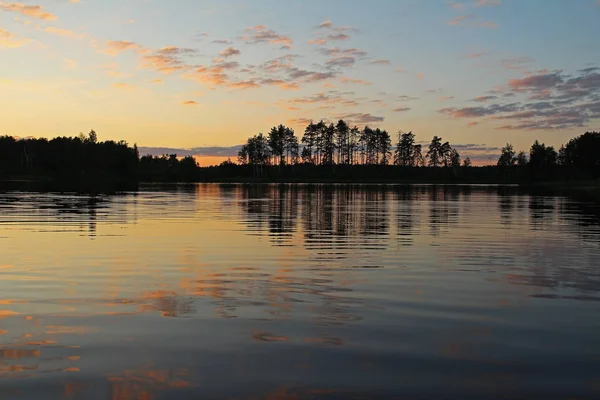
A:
0 184 599 399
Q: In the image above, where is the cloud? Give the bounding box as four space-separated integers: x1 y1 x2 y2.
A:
183 62 232 87
260 78 299 90
341 77 372 85
211 39 233 44
141 46 196 74
309 20 356 45
370 59 390 65
579 66 599 74
182 100 200 106
289 92 334 104
416 73 425 80
287 67 337 82
0 2 57 20
393 107 411 112
439 103 522 118
318 20 333 29
0 28 28 48
398 95 419 101
240 25 292 49
439 96 455 101
439 67 600 130
472 95 498 102
319 47 367 68
288 117 316 126
337 113 384 124
261 54 297 72
43 26 83 39
448 14 474 26
228 80 260 89
219 47 240 57
308 33 350 45
99 40 142 56
508 71 563 91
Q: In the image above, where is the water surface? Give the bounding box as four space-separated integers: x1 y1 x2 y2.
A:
1 184 600 399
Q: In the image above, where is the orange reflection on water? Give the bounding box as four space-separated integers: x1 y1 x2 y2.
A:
252 331 288 342
107 366 194 400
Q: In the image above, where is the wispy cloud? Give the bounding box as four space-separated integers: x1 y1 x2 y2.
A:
141 46 196 74
472 95 498 102
309 20 357 45
337 112 384 124
319 47 367 68
99 40 142 56
240 25 292 49
393 107 411 112
448 14 475 26
370 59 390 65
0 2 57 20
43 26 83 39
341 77 372 85
439 68 600 130
219 47 240 57
182 100 200 106
461 50 489 59
0 28 28 48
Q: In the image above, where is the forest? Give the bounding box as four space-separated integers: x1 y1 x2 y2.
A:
0 120 599 185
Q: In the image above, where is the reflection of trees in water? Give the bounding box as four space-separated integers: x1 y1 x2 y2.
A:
497 186 516 227
528 195 557 230
0 192 139 238
428 185 461 237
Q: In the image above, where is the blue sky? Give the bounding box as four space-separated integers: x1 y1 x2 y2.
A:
1 0 599 164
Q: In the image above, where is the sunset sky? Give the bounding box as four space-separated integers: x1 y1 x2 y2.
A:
1 0 599 165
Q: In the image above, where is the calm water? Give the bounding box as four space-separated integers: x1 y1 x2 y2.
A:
1 184 600 399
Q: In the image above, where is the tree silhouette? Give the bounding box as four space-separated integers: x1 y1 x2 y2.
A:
268 125 286 166
529 140 557 169
559 131 600 174
377 129 392 165
427 136 443 167
497 143 517 167
394 131 414 166
516 151 528 166
450 149 461 168
301 122 318 164
335 120 350 164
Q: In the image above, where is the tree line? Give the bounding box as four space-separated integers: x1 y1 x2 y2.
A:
497 131 600 172
238 120 468 172
1 126 598 185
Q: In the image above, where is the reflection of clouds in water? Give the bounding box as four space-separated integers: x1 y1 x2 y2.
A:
0 316 82 380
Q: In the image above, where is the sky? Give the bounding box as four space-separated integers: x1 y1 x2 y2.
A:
1 0 600 165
